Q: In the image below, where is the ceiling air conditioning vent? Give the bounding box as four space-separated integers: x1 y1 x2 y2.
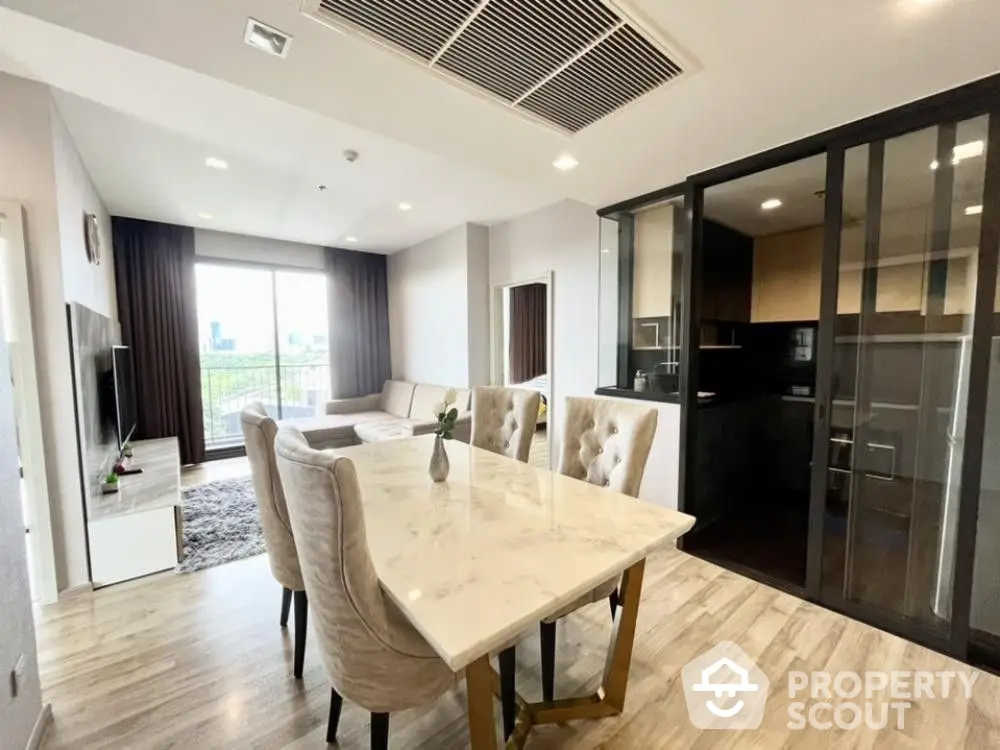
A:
302 0 694 133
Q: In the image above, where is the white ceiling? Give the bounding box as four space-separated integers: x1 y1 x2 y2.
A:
1 0 999 252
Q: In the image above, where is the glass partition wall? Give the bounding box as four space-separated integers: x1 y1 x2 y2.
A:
599 87 1000 666
597 193 686 398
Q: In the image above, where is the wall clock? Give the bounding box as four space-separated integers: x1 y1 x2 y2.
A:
84 212 101 266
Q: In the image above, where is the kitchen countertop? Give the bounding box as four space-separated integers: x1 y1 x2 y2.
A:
594 386 718 405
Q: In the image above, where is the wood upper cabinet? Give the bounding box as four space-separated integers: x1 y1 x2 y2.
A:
632 204 676 318
752 227 823 322
749 218 984 322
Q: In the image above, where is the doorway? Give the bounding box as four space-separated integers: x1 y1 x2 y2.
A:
682 153 828 590
491 274 553 470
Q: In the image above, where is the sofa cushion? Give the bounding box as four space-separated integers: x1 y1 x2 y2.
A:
378 381 416 418
282 412 394 447
354 419 417 444
410 385 472 421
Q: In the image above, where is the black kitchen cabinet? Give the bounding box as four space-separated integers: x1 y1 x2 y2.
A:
702 219 754 323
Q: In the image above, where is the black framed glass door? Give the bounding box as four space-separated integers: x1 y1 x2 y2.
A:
810 112 1000 652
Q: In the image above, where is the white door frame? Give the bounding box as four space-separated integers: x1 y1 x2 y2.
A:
490 271 554 469
0 203 58 603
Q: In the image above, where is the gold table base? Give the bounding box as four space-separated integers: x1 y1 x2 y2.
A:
465 558 647 749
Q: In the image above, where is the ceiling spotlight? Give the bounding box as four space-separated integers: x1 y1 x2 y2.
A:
553 154 579 171
761 198 783 211
345 236 358 243
205 157 228 170
244 18 293 58
398 202 413 211
931 140 985 170
197 212 213 220
965 205 984 216
954 140 985 161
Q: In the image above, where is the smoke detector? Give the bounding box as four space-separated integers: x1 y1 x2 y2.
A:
245 18 293 58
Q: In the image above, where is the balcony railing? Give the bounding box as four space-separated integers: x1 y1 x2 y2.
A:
201 363 330 449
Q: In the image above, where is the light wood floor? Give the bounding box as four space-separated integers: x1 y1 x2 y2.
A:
36 449 1000 749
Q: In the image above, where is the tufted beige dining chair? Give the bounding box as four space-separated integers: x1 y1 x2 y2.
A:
469 385 541 737
470 386 541 463
274 426 455 750
240 403 308 679
541 397 657 701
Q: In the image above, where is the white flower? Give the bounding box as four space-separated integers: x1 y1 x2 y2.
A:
443 388 457 406
432 400 446 418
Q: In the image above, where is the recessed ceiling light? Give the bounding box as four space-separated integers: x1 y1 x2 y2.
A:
954 140 985 161
965 205 984 216
244 18 293 58
931 140 985 170
345 236 358 243
398 202 413 211
197 212 213 220
553 154 579 171
205 157 228 170
761 198 783 211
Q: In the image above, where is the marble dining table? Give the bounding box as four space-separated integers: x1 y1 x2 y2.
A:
334 434 696 749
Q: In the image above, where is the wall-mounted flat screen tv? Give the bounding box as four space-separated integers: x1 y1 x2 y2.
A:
111 345 136 449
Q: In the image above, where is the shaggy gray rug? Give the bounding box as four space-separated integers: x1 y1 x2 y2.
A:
177 476 265 574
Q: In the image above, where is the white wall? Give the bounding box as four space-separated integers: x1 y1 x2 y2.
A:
51 102 116 323
490 200 599 459
0 291 42 750
0 73 53 750
388 224 480 387
490 200 681 508
466 224 491 387
195 227 325 270
0 72 121 602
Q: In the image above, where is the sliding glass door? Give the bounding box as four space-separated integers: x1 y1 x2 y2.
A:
275 270 330 419
811 112 1000 653
196 263 330 451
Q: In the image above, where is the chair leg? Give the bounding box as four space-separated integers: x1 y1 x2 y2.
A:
499 646 517 739
609 588 620 620
540 620 556 702
326 688 344 744
280 587 292 628
293 590 308 679
370 712 390 750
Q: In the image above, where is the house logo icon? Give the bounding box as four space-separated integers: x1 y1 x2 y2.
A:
682 642 770 729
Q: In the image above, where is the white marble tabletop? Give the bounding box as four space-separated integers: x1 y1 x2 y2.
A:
336 435 696 671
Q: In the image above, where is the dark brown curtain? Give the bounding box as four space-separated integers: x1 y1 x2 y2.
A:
113 217 205 465
325 248 392 398
509 283 547 383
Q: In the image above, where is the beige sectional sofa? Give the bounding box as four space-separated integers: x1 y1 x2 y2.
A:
281 380 471 450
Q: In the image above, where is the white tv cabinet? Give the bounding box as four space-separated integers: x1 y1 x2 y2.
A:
87 437 182 587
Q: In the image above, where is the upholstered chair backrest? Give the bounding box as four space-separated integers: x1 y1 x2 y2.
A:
470 386 541 463
274 427 453 713
240 403 302 591
557 397 657 498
